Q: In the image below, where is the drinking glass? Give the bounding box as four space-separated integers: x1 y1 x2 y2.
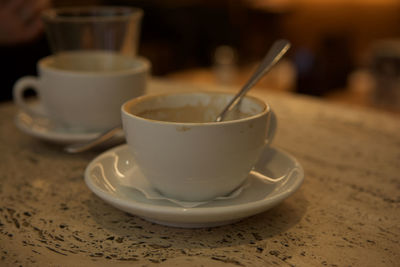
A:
42 6 143 57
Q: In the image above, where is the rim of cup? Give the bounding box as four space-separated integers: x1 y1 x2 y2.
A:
122 91 269 126
38 55 151 76
42 6 143 23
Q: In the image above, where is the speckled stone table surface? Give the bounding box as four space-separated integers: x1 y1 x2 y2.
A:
1 79 399 267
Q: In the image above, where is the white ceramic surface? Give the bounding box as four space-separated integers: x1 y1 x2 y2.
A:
118 163 252 208
84 144 304 228
13 52 150 132
15 108 124 144
121 92 276 202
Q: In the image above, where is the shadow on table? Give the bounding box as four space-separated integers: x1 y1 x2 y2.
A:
85 188 307 250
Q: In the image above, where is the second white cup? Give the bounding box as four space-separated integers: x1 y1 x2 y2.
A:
13 51 150 132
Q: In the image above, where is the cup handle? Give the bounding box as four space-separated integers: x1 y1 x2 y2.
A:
13 76 46 118
266 110 277 145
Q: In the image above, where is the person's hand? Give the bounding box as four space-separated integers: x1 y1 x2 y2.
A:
0 0 50 45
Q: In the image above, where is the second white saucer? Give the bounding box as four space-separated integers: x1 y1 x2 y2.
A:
84 144 304 228
15 109 124 144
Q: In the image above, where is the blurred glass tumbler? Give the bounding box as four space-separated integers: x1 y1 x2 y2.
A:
42 6 143 57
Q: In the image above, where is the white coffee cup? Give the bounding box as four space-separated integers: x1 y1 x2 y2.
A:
121 91 276 202
13 51 150 132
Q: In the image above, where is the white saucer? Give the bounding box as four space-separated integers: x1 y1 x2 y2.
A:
15 108 124 144
84 144 304 228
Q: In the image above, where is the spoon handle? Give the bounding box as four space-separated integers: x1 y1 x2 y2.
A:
215 39 291 122
64 125 123 153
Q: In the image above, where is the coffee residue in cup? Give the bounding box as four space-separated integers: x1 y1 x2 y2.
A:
137 105 252 123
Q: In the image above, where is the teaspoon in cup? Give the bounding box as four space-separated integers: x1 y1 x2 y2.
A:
215 39 291 122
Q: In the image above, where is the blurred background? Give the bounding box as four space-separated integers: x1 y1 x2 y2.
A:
2 0 400 114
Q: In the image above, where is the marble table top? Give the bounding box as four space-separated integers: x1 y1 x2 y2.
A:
0 79 399 266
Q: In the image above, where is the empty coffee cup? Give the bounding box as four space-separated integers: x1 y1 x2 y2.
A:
121 91 276 202
13 52 150 132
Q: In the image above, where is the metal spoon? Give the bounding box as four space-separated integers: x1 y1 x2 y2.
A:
215 39 291 122
65 39 290 153
64 125 122 153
